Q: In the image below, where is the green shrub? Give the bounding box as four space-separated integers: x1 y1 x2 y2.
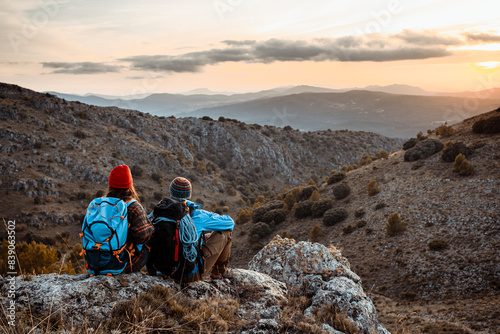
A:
332 184 350 200
327 172 345 185
311 199 334 218
299 186 317 202
367 180 380 196
262 209 287 225
385 213 406 236
249 222 272 243
323 208 348 226
294 200 314 219
310 225 323 242
252 201 284 222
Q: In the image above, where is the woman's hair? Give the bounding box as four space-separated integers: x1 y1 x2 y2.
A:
105 185 140 203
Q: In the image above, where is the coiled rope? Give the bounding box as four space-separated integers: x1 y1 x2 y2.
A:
179 214 198 262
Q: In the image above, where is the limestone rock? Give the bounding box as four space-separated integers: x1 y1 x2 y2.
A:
249 236 389 334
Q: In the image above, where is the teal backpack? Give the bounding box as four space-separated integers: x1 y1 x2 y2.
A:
81 197 136 276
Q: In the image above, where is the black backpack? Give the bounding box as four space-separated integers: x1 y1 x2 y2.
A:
147 197 200 281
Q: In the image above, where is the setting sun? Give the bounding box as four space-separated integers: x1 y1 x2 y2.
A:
474 61 500 71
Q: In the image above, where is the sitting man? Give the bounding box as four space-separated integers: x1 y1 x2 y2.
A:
147 177 234 282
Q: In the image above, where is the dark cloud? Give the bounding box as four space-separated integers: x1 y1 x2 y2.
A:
121 48 250 73
120 34 453 73
464 32 500 43
222 40 256 46
42 62 120 74
252 39 327 62
335 47 451 62
393 30 463 46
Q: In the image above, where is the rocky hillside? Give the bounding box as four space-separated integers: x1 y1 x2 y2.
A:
232 109 499 333
0 82 400 239
5 237 389 334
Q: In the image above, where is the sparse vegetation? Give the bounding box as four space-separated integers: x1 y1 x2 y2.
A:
354 208 366 218
310 190 321 201
435 123 454 138
249 222 272 243
109 285 240 333
130 165 144 177
332 183 351 200
452 154 474 176
367 180 380 196
0 240 75 275
442 142 472 162
237 208 252 224
472 115 500 134
294 200 314 218
311 199 334 218
299 185 317 202
343 224 355 234
416 131 427 140
327 171 345 184
262 209 287 225
252 201 283 222
310 225 323 242
375 149 390 159
385 213 406 236
323 208 348 226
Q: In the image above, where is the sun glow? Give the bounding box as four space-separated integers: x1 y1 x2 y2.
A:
473 61 500 71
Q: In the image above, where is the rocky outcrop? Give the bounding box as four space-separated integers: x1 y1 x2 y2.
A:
250 236 389 334
9 237 388 333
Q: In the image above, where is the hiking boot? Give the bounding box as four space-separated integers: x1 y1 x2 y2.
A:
210 269 233 280
210 273 223 280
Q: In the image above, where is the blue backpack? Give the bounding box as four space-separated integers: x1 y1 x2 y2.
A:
80 197 136 276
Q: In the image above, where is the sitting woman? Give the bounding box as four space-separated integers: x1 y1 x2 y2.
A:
81 165 154 275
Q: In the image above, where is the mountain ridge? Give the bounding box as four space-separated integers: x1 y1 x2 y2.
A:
46 84 500 138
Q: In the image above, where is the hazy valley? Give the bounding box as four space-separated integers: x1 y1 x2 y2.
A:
51 84 500 138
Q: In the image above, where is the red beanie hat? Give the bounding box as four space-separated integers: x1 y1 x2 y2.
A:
109 165 133 189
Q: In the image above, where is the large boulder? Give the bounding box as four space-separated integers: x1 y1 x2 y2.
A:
249 236 389 334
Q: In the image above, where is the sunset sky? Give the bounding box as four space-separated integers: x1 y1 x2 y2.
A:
1 0 499 96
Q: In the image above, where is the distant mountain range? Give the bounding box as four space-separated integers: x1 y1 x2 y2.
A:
48 84 500 138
